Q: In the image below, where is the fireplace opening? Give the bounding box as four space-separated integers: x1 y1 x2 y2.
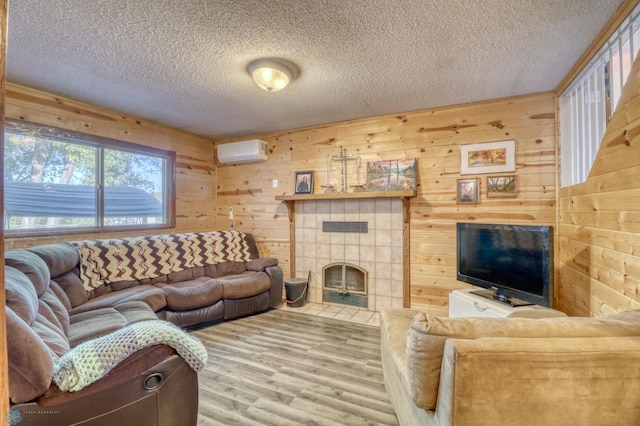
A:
323 262 368 307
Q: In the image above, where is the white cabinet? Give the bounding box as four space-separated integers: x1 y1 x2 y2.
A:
449 288 566 318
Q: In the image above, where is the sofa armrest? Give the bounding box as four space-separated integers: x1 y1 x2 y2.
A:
438 336 640 426
265 265 283 307
37 344 175 406
13 346 199 426
246 257 279 271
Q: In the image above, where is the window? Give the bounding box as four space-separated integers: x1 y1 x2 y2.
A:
4 119 176 235
559 3 640 187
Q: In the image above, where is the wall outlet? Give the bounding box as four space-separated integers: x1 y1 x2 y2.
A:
272 179 278 188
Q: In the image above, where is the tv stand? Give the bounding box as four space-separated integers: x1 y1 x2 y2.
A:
470 289 534 307
449 288 566 318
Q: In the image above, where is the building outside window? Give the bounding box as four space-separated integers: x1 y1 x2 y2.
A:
3 120 176 235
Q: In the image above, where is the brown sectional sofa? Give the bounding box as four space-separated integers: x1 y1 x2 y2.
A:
5 231 283 425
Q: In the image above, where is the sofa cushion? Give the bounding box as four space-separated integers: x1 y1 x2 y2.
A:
39 287 71 336
6 266 70 358
114 300 160 324
49 280 72 312
167 268 194 283
6 307 56 404
32 309 71 357
68 301 157 348
69 308 128 347
220 271 271 299
28 242 79 279
155 278 224 311
5 266 39 324
205 261 247 278
5 249 50 296
70 285 167 315
110 279 140 291
166 266 205 283
53 271 89 308
407 309 640 410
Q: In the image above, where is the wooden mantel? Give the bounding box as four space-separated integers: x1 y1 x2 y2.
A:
275 189 416 308
275 190 416 223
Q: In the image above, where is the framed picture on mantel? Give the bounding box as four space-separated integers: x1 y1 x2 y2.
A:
365 158 417 192
294 171 313 194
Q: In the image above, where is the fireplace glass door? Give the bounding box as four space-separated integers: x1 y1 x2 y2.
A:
322 262 367 295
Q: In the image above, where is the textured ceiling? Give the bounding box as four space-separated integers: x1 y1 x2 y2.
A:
6 0 624 139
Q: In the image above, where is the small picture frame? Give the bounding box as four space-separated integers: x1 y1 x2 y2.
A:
457 178 479 204
487 175 517 198
294 171 313 194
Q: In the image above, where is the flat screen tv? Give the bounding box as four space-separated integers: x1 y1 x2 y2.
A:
456 222 553 307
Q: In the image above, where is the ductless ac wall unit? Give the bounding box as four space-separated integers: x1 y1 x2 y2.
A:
217 139 268 164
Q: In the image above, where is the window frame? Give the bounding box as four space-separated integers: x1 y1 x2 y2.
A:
4 119 176 236
558 2 640 187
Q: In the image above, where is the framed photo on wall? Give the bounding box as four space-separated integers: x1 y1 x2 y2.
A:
460 140 515 175
487 175 517 198
457 178 480 204
294 171 313 194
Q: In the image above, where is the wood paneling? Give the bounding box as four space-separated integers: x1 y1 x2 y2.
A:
557 54 640 317
1 84 557 316
216 93 557 315
3 83 217 249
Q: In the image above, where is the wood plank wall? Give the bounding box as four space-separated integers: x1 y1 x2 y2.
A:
557 54 640 317
3 83 217 249
216 92 557 315
1 83 557 315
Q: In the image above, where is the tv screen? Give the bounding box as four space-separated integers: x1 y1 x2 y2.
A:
456 222 553 307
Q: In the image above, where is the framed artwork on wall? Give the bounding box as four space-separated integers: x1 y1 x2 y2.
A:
487 175 517 198
294 171 313 194
365 158 417 192
460 140 515 175
457 178 480 204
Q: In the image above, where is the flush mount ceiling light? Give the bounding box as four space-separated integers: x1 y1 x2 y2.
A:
247 58 299 92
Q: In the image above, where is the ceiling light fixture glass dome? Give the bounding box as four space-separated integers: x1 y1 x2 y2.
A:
247 58 298 92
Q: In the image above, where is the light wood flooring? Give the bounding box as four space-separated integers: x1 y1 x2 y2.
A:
191 309 399 426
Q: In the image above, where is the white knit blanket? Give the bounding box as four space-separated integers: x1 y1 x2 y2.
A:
53 320 208 392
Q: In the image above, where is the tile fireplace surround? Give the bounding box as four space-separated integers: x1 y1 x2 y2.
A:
294 198 404 312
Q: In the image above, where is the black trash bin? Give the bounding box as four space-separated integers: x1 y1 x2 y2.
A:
285 271 310 308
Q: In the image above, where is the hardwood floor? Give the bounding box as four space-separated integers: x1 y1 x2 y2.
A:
191 309 399 426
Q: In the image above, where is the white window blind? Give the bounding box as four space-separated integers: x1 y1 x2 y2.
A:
559 4 640 187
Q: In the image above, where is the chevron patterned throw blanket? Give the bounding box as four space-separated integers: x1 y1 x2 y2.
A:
53 320 207 392
74 230 252 291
